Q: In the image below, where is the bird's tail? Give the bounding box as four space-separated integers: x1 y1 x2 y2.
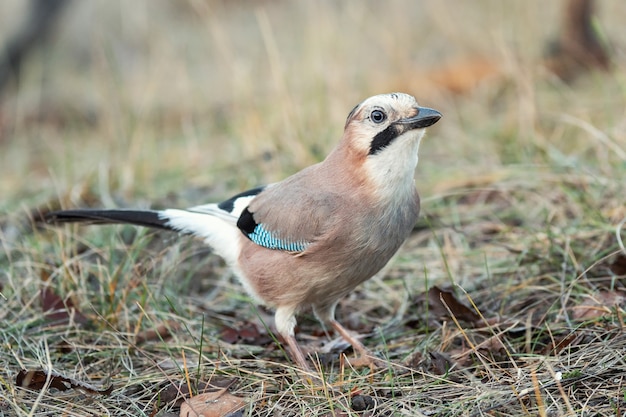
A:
45 209 178 232
46 208 242 266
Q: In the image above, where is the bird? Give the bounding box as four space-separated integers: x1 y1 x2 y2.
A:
46 92 441 372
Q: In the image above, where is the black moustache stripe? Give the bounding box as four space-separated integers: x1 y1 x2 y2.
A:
368 124 402 155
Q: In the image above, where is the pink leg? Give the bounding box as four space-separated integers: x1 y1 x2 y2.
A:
284 333 311 372
329 319 384 368
274 306 313 372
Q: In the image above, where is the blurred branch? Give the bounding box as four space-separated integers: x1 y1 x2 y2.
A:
545 0 611 82
0 0 69 95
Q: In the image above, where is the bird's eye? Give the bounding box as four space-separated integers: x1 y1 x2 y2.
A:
370 109 387 124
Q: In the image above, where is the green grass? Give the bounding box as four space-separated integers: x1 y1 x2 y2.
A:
1 1 626 416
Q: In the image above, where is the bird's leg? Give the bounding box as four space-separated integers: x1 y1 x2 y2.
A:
315 304 385 368
283 333 311 372
329 319 386 368
275 305 311 371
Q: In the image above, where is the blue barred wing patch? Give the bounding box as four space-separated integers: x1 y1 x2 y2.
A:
249 223 308 252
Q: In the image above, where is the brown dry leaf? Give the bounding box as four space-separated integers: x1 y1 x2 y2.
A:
40 286 89 325
135 320 180 345
571 291 626 320
16 369 113 395
541 332 582 355
159 379 235 405
427 351 455 375
446 333 508 367
428 286 481 324
474 334 508 357
179 387 245 417
220 321 271 346
610 254 626 276
446 347 474 368
40 269 89 326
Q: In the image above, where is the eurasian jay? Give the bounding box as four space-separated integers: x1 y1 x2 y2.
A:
46 92 441 371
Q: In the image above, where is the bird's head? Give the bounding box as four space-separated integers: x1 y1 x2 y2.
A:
336 93 441 197
343 92 441 157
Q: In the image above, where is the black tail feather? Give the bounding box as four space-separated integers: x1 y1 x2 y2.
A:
45 209 174 231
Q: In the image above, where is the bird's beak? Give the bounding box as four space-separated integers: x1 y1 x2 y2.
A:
397 107 442 130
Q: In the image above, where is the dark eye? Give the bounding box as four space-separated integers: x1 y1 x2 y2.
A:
370 109 386 124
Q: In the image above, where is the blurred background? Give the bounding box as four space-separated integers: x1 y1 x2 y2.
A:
0 0 623 214
1 3 626 414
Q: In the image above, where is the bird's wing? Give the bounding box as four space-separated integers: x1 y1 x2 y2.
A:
187 186 267 224
236 176 341 253
191 166 343 254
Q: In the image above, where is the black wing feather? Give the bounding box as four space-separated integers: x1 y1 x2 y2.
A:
217 186 266 213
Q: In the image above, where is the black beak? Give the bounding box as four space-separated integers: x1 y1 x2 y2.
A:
397 106 442 130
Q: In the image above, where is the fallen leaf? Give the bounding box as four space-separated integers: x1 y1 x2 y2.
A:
158 379 235 406
571 291 626 320
179 387 245 417
403 350 423 370
135 320 180 345
220 321 271 346
40 268 89 326
541 332 582 355
610 254 626 276
428 286 481 324
40 286 89 325
16 369 112 395
427 351 455 375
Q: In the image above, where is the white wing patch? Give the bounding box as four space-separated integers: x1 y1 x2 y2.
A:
187 203 239 224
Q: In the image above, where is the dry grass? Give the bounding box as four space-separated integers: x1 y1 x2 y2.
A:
1 1 626 416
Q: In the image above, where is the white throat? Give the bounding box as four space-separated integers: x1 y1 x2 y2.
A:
363 130 423 201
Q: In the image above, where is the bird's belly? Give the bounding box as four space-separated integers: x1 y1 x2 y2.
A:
237 227 408 311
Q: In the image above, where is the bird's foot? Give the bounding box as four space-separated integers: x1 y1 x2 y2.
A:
327 319 391 370
342 351 389 370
